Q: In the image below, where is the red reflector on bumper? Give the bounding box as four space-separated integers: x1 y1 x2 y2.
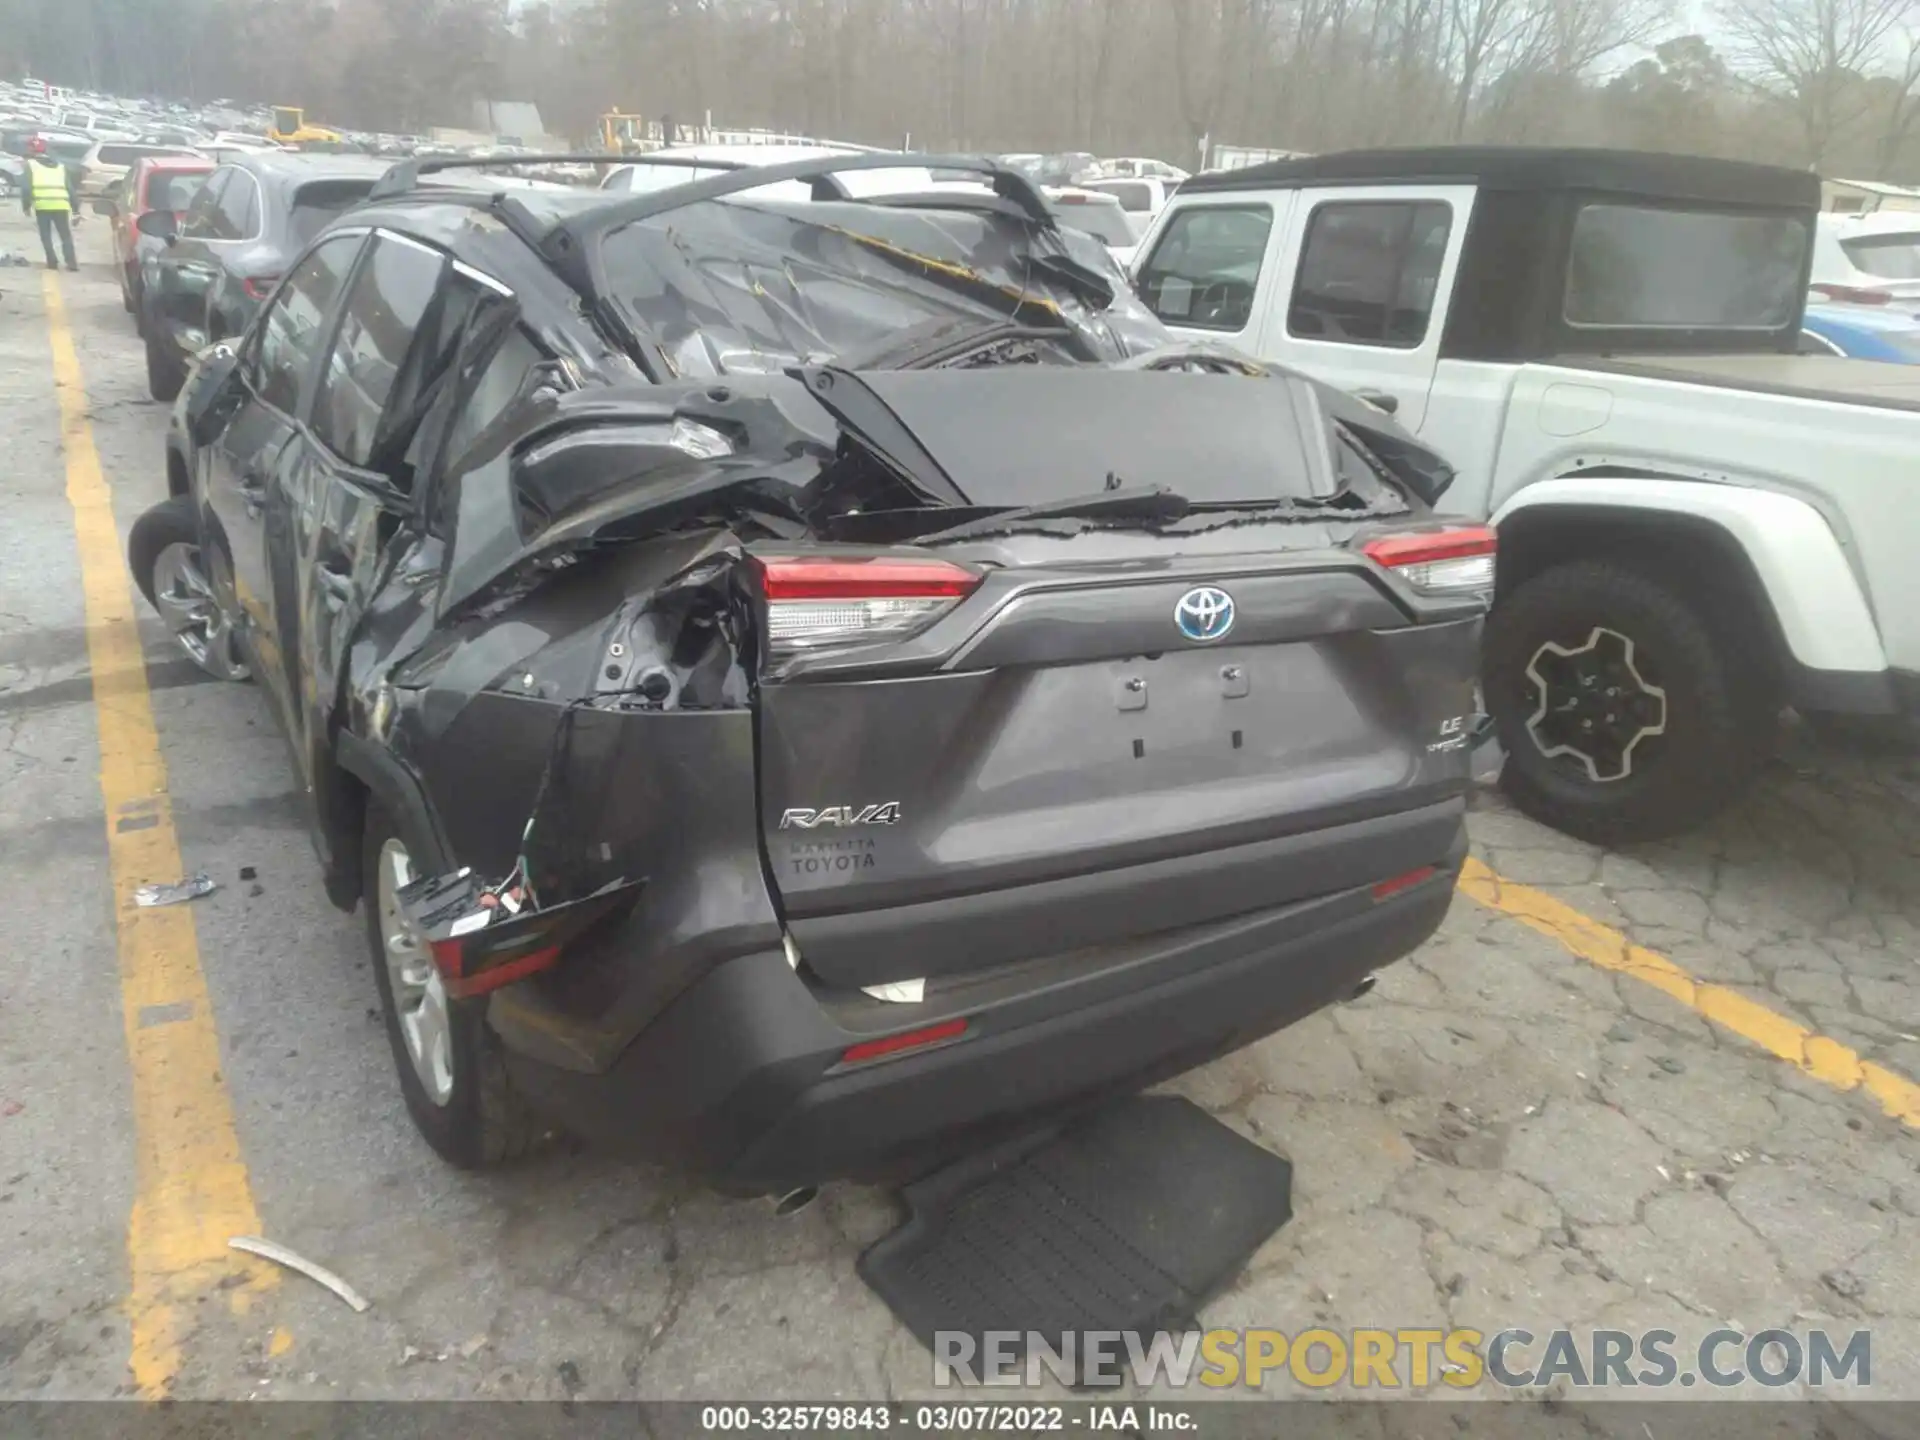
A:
430 939 562 1000
841 1017 968 1066
1372 865 1438 902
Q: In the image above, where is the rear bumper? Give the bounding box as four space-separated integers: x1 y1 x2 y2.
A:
504 816 1466 1194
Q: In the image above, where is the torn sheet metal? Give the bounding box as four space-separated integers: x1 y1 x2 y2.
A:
863 979 928 1005
134 874 217 907
396 865 646 1000
229 1235 371 1312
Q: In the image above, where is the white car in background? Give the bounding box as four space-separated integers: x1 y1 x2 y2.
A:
76 139 203 204
1043 185 1145 266
1080 175 1182 243
1092 157 1190 182
600 143 963 201
1811 211 1920 304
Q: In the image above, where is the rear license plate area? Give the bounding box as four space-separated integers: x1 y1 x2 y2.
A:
1100 648 1293 763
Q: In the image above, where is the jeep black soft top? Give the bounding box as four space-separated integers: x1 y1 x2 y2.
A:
1181 146 1822 359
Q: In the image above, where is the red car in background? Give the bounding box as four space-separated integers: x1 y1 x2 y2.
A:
110 155 213 327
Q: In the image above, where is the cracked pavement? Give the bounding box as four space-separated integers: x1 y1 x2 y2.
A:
3 209 1919 1411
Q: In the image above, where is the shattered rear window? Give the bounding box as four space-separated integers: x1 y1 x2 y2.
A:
596 197 1162 378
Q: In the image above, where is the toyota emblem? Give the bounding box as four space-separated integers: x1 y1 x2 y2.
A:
1174 586 1236 643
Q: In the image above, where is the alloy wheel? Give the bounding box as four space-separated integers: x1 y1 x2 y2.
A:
1522 626 1668 784
377 837 454 1107
149 541 249 681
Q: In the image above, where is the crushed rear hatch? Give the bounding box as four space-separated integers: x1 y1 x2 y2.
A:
743 368 1485 991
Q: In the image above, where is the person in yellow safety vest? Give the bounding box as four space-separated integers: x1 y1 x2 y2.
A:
20 136 79 272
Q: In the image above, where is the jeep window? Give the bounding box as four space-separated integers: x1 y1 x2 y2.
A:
1841 231 1920 280
1135 204 1274 332
251 233 364 414
1565 204 1806 328
312 233 446 470
1288 200 1452 348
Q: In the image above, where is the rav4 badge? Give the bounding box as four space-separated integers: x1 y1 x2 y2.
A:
780 804 904 830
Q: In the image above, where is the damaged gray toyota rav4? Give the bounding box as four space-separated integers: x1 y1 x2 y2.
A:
128 152 1493 1192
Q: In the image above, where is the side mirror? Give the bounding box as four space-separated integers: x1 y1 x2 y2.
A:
135 208 177 241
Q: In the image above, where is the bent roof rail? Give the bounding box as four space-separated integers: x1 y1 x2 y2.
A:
519 151 1058 305
367 152 747 203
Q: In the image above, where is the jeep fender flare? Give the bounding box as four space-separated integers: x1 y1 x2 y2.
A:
1491 475 1887 683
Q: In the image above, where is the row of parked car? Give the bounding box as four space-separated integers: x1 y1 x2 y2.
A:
121 142 1915 1194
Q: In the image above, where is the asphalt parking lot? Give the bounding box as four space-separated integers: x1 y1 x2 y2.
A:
5 206 1920 1412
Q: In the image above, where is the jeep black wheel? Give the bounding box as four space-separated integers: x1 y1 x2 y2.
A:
1484 560 1775 845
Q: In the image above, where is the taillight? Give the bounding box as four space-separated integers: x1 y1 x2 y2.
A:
402 871 644 1001
1372 865 1438 902
1362 525 1496 594
841 1018 969 1067
242 274 281 301
1810 283 1893 305
429 937 560 1000
755 555 984 657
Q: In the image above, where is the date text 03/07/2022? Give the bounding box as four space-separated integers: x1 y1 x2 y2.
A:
698 1405 1196 1432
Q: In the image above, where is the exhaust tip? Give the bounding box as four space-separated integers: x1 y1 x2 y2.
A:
1346 975 1378 1003
772 1186 819 1218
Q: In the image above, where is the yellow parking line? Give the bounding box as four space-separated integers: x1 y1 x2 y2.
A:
42 274 272 1398
1459 856 1920 1128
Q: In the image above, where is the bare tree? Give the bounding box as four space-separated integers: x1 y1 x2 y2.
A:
18 0 1920 181
1717 0 1920 166
1873 30 1920 171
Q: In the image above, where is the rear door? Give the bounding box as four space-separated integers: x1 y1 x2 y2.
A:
199 229 367 739
280 230 506 789
149 164 230 334
1257 185 1475 433
155 164 259 348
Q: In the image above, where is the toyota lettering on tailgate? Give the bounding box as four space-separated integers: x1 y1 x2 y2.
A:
780 803 904 830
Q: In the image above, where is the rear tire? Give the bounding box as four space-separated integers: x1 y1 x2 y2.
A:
363 804 541 1169
1484 560 1775 845
144 308 185 402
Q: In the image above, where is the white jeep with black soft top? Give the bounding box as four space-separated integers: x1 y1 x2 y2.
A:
1132 146 1920 843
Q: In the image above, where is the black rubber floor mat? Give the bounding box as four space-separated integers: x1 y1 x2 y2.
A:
858 1095 1293 1376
